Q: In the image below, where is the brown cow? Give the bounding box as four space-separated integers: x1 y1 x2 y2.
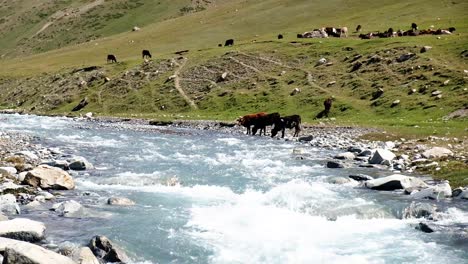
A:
252 112 281 136
237 112 267 135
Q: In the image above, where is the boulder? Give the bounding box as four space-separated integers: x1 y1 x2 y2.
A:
0 167 17 178
358 149 373 156
421 147 453 159
0 218 45 242
89 235 129 263
107 197 136 206
23 165 75 190
334 152 355 160
328 177 352 185
42 160 69 170
53 200 84 217
349 174 374 182
403 202 436 219
68 157 94 171
326 161 344 169
365 174 428 191
369 149 396 165
410 181 452 200
420 46 432 53
0 194 20 214
416 222 434 233
0 237 76 264
73 247 100 264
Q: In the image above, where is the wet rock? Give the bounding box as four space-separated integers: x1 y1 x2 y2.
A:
358 150 373 156
53 200 84 217
334 152 355 160
349 174 374 182
416 222 434 233
0 194 20 215
326 161 344 168
0 237 76 264
365 174 428 191
0 218 45 242
107 197 136 206
42 160 69 170
68 157 94 171
452 187 464 198
89 235 129 263
403 202 436 219
422 147 453 159
369 149 396 165
411 181 452 200
298 135 313 142
23 165 75 190
328 177 352 184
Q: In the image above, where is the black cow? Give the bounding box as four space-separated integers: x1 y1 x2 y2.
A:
271 115 302 138
297 33 303 38
252 112 281 136
448 27 456 33
107 54 117 63
411 23 418 31
224 39 234 46
142 50 152 59
356 25 362 32
278 34 284 39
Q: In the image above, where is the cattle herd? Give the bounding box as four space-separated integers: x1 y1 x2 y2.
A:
358 23 456 39
237 112 302 138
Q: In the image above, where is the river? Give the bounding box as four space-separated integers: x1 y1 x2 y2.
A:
1 114 467 264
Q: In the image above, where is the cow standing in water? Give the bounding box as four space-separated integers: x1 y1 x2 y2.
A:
271 115 302 138
107 54 117 63
324 97 334 117
142 50 152 59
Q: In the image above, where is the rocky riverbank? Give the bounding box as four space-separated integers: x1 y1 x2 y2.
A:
0 112 467 263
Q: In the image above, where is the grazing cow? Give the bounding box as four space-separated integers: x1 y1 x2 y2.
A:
323 97 334 117
271 115 302 138
252 112 281 136
340 27 348 37
224 39 234 46
356 25 362 32
324 27 339 37
237 112 267 135
448 27 456 33
278 34 284 39
359 33 373 39
107 54 117 63
218 43 223 47
142 50 152 59
297 33 303 38
411 23 418 31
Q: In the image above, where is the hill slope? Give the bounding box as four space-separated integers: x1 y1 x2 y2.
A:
0 0 466 136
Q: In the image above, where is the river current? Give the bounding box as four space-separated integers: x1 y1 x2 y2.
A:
1 114 467 264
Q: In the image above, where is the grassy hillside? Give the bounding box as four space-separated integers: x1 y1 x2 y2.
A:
0 0 466 137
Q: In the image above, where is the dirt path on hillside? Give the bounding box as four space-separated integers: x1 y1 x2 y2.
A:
32 0 104 37
173 58 199 110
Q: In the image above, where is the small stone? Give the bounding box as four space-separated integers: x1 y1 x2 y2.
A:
107 197 135 206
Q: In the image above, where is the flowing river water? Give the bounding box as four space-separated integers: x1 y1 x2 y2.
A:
1 114 467 264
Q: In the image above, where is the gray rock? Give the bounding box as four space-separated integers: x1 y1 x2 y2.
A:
37 191 55 200
107 197 136 206
0 218 45 242
334 152 355 160
42 160 70 170
73 247 100 264
421 147 453 159
365 174 428 191
69 157 94 171
328 177 352 184
403 202 436 219
369 149 396 164
349 174 374 181
15 151 39 163
0 237 76 264
0 167 17 178
358 150 373 157
411 181 452 200
298 135 313 142
89 235 129 263
0 182 33 195
0 194 20 215
452 187 464 198
326 161 344 169
23 165 75 190
53 200 84 217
